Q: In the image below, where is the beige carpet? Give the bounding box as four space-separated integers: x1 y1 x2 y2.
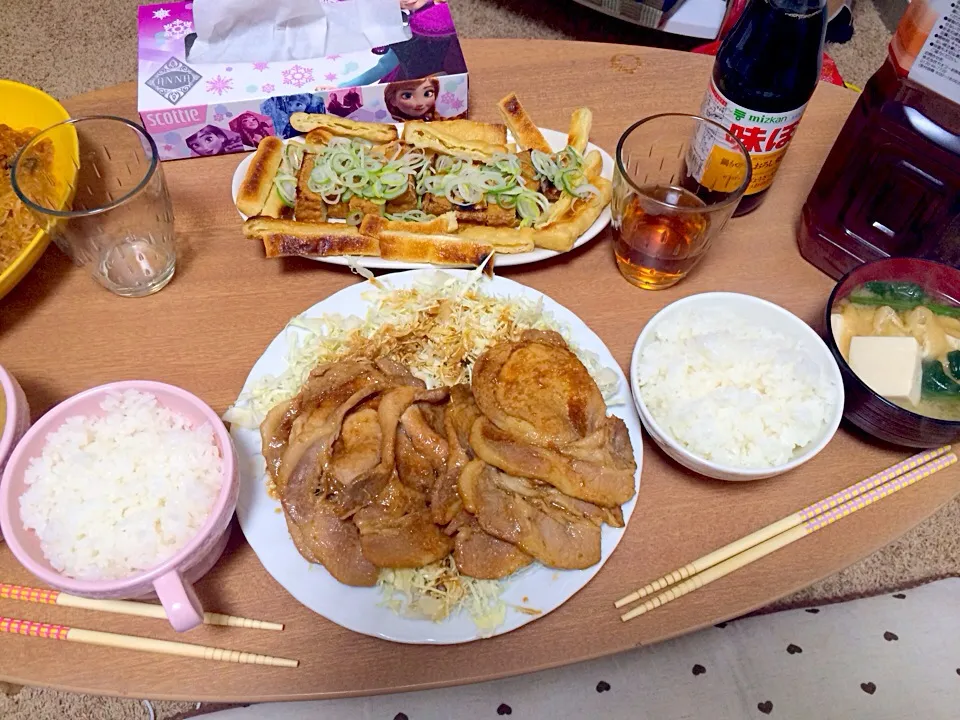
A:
1 1 957 718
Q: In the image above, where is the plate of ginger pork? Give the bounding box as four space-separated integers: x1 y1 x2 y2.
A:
225 268 642 643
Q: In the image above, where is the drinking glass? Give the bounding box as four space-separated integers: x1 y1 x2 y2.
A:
612 113 751 290
12 116 176 297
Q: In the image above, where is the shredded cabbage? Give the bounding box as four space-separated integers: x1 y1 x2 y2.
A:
225 272 622 429
378 555 507 634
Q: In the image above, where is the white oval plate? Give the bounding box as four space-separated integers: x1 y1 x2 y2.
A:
231 269 642 644
231 126 614 269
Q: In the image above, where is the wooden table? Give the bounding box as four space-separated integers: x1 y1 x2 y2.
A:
1 39 957 702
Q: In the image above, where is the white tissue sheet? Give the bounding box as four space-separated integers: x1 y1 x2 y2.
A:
188 0 408 64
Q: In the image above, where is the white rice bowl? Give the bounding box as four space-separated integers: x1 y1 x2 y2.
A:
19 390 223 580
631 293 843 479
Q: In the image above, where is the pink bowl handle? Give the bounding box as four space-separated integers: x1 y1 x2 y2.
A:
153 571 203 632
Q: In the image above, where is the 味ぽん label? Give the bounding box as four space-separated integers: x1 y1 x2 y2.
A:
689 78 808 195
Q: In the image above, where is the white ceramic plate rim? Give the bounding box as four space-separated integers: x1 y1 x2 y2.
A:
629 291 844 480
231 269 643 644
230 125 613 269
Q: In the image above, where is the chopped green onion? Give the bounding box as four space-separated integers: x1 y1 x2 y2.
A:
296 136 562 222
274 174 297 207
385 209 437 222
533 145 595 199
283 141 306 175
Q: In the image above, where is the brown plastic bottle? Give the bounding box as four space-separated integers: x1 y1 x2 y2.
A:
798 0 960 278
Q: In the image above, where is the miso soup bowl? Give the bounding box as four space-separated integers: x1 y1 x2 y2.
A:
0 381 239 632
825 257 960 448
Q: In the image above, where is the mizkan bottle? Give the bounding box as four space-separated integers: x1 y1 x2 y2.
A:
690 0 828 216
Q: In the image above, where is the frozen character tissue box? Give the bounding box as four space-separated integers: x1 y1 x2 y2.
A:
136 0 469 160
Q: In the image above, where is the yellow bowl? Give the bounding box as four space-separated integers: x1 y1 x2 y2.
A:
0 80 78 301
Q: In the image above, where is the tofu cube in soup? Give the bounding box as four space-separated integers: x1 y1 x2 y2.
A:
849 336 923 407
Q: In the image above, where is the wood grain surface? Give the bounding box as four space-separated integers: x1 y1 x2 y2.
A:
1 40 957 702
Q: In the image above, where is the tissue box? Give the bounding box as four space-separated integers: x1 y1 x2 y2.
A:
137 1 469 160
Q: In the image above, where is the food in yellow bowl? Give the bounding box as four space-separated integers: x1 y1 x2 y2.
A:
0 125 57 272
0 80 76 301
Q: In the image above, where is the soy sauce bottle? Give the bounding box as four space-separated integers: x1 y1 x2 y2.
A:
693 0 828 216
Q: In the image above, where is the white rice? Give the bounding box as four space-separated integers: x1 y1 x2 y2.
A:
19 390 223 581
636 307 836 469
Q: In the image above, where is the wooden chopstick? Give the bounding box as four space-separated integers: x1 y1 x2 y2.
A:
615 445 952 609
0 583 283 631
619 450 957 622
0 616 298 667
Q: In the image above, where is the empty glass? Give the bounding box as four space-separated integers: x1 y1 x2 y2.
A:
612 114 751 290
12 116 176 297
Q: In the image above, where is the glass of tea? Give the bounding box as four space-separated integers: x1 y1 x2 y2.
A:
612 114 751 290
13 116 176 298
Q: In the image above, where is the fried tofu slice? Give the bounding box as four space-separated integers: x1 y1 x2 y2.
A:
421 194 456 216
403 122 508 161
532 176 612 252
294 153 326 223
304 128 335 153
385 182 419 213
291 112 398 143
455 225 535 254
422 195 518 227
375 229 495 270
456 203 518 227
326 200 349 219
236 136 284 216
260 186 294 220
242 217 380 258
497 93 551 153
361 212 458 236
349 196 383 217
567 108 593 154
427 119 507 146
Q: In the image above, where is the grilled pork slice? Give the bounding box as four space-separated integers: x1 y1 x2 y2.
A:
471 329 608 447
262 359 445 585
275 375 385 586
431 384 481 526
469 416 636 508
452 511 533 579
354 478 453 568
458 460 601 570
285 498 380 586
